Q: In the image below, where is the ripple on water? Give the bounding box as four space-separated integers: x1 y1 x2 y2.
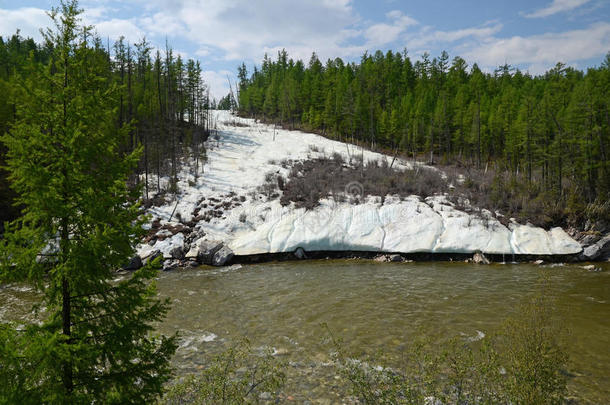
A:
1 260 608 402
156 260 610 403
177 332 218 352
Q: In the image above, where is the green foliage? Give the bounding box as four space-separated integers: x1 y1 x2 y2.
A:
238 49 610 221
0 4 209 223
217 93 236 110
494 295 568 404
0 1 177 402
162 339 286 405
331 280 568 404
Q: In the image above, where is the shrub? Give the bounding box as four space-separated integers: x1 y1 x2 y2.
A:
162 339 286 405
269 157 447 209
334 278 569 405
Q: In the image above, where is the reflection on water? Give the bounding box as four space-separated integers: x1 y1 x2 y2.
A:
2 260 609 403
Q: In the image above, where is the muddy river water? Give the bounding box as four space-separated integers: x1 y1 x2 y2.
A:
2 260 609 403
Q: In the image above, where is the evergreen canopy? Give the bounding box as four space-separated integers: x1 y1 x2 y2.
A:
0 1 176 403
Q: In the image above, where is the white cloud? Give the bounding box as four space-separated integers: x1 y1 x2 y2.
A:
463 22 610 69
93 18 144 42
364 10 417 46
139 12 188 38
83 6 111 20
0 7 49 40
0 6 145 46
402 23 503 55
431 24 503 43
136 0 360 63
525 0 590 18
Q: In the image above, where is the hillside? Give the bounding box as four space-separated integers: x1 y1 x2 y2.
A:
135 110 584 267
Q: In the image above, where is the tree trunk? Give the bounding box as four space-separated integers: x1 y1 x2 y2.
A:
477 92 481 169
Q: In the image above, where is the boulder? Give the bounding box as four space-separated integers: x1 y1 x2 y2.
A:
472 252 490 265
124 255 143 270
142 249 162 265
186 228 206 245
212 245 234 266
169 246 184 260
184 245 199 259
389 254 403 262
185 260 199 268
162 259 179 271
294 247 307 259
197 240 224 264
582 234 610 261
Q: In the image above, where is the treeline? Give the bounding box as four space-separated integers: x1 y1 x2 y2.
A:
238 50 610 217
0 30 210 227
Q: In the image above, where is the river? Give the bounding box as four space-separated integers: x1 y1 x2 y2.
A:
1 260 609 403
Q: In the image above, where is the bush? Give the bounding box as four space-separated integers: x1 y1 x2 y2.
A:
162 339 286 405
261 156 447 209
333 278 569 404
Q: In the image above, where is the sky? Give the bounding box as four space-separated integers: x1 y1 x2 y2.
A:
1 0 609 99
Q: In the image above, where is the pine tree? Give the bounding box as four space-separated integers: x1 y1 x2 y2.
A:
0 2 176 403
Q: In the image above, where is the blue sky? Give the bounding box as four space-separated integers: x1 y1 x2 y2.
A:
1 0 609 99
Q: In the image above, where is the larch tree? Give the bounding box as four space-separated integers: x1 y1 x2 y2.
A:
0 1 176 403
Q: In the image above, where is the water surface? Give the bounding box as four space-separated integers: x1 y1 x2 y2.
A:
1 260 608 403
156 260 609 403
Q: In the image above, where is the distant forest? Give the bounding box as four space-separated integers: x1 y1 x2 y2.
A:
237 50 610 226
0 32 211 228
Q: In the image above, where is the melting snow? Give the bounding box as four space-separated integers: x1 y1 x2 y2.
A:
137 111 582 258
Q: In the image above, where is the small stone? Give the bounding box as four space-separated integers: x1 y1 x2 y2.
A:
294 247 307 259
389 254 403 262
124 255 143 270
273 347 289 356
533 259 544 265
162 259 179 271
472 252 490 264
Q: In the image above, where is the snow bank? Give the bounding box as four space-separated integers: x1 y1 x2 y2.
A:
136 111 582 258
228 197 581 256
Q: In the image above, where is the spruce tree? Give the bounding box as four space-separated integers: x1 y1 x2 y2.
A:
0 1 176 403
